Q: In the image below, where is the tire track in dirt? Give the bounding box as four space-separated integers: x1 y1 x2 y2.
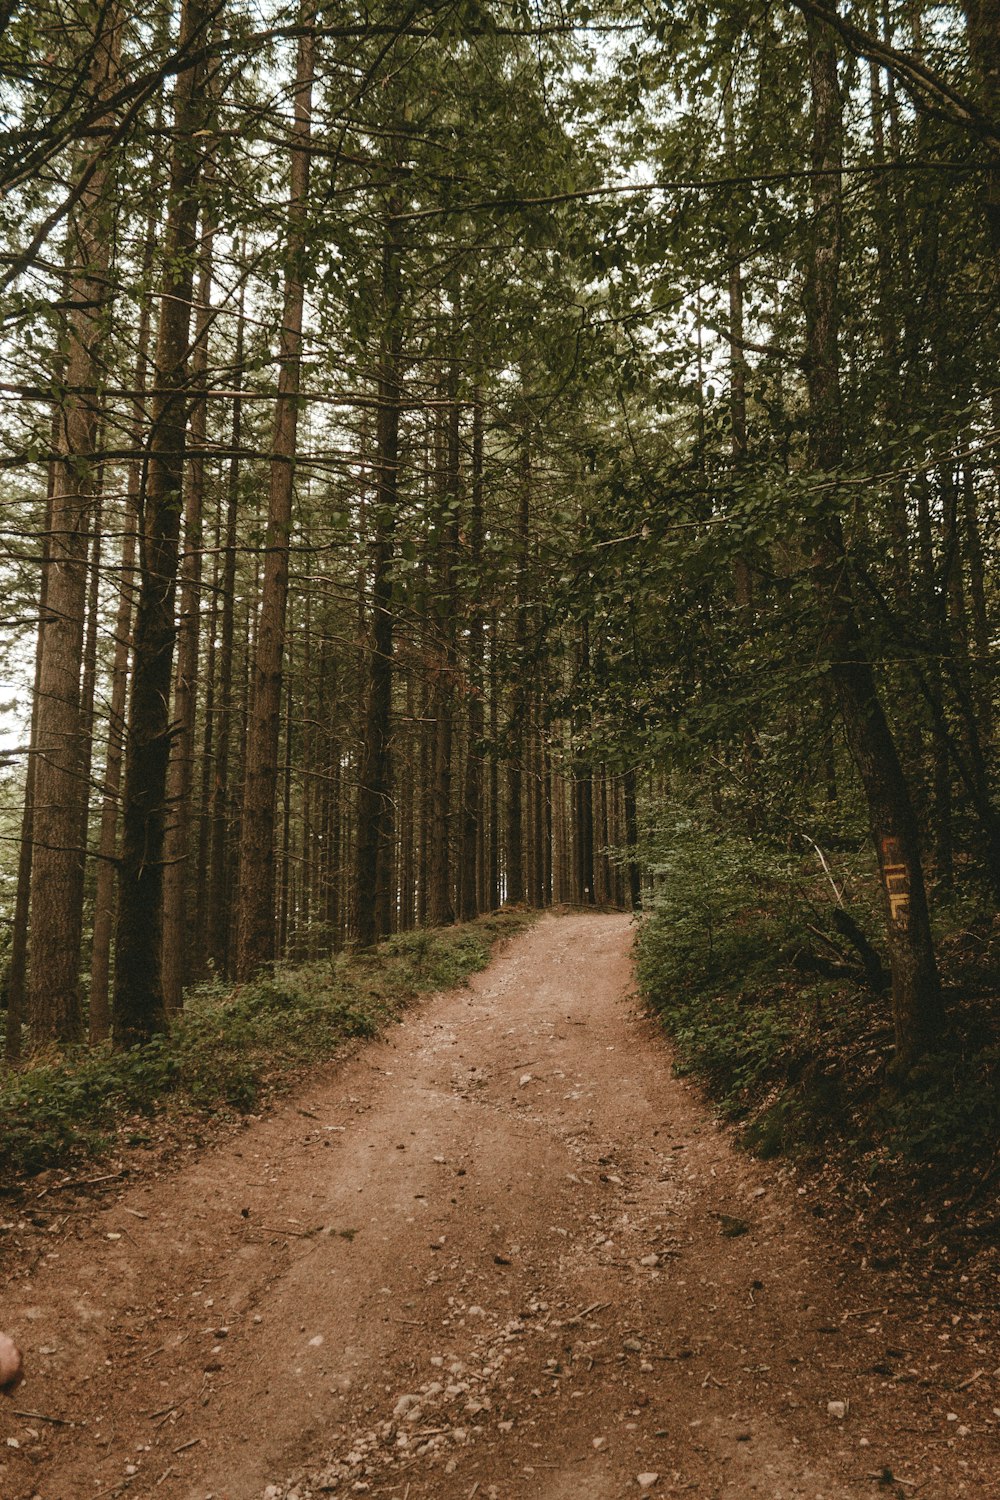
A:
1 913 994 1500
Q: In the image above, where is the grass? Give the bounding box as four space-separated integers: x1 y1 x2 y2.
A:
0 909 532 1186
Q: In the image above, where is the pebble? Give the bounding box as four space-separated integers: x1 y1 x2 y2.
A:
637 1474 659 1489
827 1400 847 1420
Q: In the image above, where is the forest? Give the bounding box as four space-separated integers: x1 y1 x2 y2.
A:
0 0 998 1192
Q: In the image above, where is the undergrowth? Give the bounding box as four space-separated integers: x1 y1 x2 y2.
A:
634 812 1000 1194
0 910 531 1184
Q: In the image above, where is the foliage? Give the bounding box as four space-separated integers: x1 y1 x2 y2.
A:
0 910 531 1183
634 807 1000 1184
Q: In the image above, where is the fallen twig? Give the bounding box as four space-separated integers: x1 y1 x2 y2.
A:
257 1224 319 1238
37 1170 125 1197
13 1407 77 1425
563 1300 610 1324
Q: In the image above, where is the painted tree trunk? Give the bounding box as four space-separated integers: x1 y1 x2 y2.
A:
805 18 944 1072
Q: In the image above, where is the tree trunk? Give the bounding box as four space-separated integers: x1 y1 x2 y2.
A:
235 13 313 979
623 767 641 911
505 416 531 904
113 0 209 1047
5 458 56 1061
89 197 158 1039
805 17 943 1071
428 367 460 927
458 391 484 920
207 286 245 976
355 202 402 947
162 192 214 1011
27 9 120 1046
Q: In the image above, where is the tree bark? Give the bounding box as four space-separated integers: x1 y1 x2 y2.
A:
804 17 944 1071
162 187 214 1010
27 8 120 1046
235 11 313 978
113 0 209 1046
206 284 245 976
428 363 460 927
457 386 484 921
355 201 403 947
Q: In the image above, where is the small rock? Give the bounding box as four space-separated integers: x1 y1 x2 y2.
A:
827 1400 848 1420
639 1254 659 1268
623 1338 642 1353
637 1475 659 1489
519 1074 532 1087
592 1436 606 1449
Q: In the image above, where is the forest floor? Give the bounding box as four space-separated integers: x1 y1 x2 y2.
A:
1 912 997 1500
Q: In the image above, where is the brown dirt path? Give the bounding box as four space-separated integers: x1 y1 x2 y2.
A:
1 912 996 1500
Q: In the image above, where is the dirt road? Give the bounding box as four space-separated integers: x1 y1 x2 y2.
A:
1 913 995 1499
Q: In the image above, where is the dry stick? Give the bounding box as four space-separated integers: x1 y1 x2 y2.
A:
13 1407 77 1425
564 1300 610 1323
37 1170 126 1196
173 1436 202 1453
258 1224 320 1238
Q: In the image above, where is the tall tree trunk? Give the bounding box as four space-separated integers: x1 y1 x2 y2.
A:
355 202 403 947
623 766 641 911
27 9 120 1045
428 366 460 927
235 12 314 978
487 608 500 911
5 457 56 1061
207 286 245 975
505 417 531 904
89 203 157 1040
805 18 943 1071
162 193 214 1011
459 387 485 921
113 0 209 1046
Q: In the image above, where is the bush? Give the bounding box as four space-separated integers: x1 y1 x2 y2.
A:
634 805 1000 1194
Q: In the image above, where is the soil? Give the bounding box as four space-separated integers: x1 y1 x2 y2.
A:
1 912 997 1500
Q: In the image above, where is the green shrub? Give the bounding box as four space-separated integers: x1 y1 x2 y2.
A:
634 805 1000 1193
